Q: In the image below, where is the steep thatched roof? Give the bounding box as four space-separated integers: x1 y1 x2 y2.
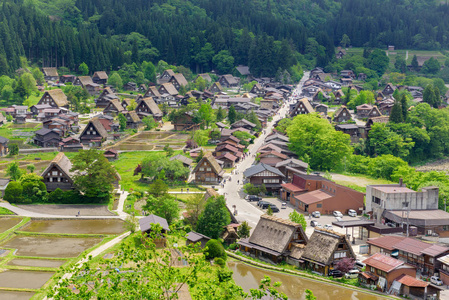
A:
80 117 108 138
93 71 108 80
289 243 306 260
44 89 68 107
104 99 125 113
248 214 308 254
159 82 179 95
41 152 74 181
77 76 94 86
145 86 161 98
171 73 188 87
301 228 355 265
139 97 163 117
42 67 58 77
193 152 224 176
126 110 141 123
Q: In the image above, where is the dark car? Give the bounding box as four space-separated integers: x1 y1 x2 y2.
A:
258 200 269 207
246 195 262 202
260 202 270 209
269 205 280 212
328 269 344 278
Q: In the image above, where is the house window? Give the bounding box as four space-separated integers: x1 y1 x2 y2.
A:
199 168 204 171
52 171 58 175
334 251 347 259
263 179 279 184
370 267 375 273
317 204 322 208
207 168 211 171
443 225 449 231
429 258 434 264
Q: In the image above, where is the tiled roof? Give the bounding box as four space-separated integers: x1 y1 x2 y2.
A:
363 253 404 273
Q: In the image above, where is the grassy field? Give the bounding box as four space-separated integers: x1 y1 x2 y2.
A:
332 172 394 193
0 207 14 215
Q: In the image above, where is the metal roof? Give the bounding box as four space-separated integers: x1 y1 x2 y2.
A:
243 163 285 178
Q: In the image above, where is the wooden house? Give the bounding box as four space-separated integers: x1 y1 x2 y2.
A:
186 231 211 248
92 71 108 85
315 104 328 115
124 111 142 129
158 82 178 96
139 214 170 248
238 214 308 263
195 73 212 83
0 136 9 156
41 152 74 191
159 69 175 83
75 76 100 95
301 229 356 276
290 98 314 117
222 225 240 245
359 253 416 292
367 106 382 118
192 152 224 184
218 75 238 88
42 67 59 81
243 163 285 192
340 70 355 78
79 117 109 147
209 82 223 94
37 89 69 109
333 106 352 123
356 104 373 118
259 151 288 167
33 128 61 147
120 99 133 110
382 83 397 96
358 73 367 81
123 82 137 91
104 149 119 160
135 97 163 121
169 73 188 90
230 119 256 131
215 153 237 168
60 137 83 152
335 124 360 144
170 154 193 168
144 86 162 100
250 83 265 97
103 99 125 117
59 75 76 84
172 111 200 131
213 144 241 159
30 104 52 117
95 87 118 108
275 158 308 178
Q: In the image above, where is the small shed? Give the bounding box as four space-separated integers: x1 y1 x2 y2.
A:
186 231 211 248
139 214 170 248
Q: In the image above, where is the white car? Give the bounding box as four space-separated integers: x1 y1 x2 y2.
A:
348 209 357 217
333 211 343 218
324 224 333 230
430 276 443 286
311 211 321 218
345 269 360 279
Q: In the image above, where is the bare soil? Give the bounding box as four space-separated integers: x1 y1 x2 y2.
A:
0 270 54 289
0 291 36 300
415 159 449 172
2 235 102 258
21 219 125 235
0 217 22 232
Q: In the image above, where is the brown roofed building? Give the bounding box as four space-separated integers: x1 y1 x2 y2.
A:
301 228 356 276
238 214 308 263
333 105 352 123
42 67 59 81
230 119 257 131
356 104 373 118
158 82 178 96
192 152 224 184
209 82 223 94
41 152 74 191
79 117 109 147
38 89 69 108
172 112 200 131
169 73 188 90
195 73 212 82
144 86 161 99
159 69 175 83
104 149 119 160
290 98 314 117
103 99 125 116
123 110 142 129
92 71 108 84
258 151 288 167
135 97 163 121
382 83 397 96
218 74 238 88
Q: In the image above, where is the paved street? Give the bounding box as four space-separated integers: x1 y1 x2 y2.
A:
219 73 309 231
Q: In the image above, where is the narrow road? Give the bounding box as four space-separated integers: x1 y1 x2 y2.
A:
220 73 309 230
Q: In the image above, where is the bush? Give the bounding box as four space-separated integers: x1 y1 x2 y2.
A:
228 243 238 250
3 181 24 203
204 239 226 260
214 257 225 267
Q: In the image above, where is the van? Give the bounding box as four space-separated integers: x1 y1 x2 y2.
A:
345 269 360 279
348 209 357 217
281 203 287 209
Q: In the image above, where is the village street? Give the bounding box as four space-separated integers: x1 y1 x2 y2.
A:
219 73 309 231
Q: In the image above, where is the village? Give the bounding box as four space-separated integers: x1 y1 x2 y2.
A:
1 60 449 300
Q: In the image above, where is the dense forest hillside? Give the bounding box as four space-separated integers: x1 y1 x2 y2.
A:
1 0 449 75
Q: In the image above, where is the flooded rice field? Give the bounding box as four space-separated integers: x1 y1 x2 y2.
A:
0 218 21 232
7 258 66 268
1 235 102 258
228 261 385 300
113 131 189 151
22 219 125 235
16 204 114 216
0 270 54 289
0 290 36 300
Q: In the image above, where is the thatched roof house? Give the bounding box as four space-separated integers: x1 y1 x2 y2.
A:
238 214 308 263
38 89 69 108
41 152 74 191
300 228 355 276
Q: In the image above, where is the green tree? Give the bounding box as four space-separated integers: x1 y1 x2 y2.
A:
118 113 127 131
108 72 123 89
367 49 389 76
411 55 419 71
21 73 37 97
142 115 157 130
71 150 118 202
228 105 237 124
79 62 89 75
237 221 251 238
184 193 207 229
422 57 441 74
8 143 19 156
198 103 214 128
389 101 403 123
400 94 408 121
163 144 174 157
340 34 351 47
286 113 352 170
26 164 35 173
212 50 235 74
394 56 407 73
6 162 24 181
288 210 307 231
305 289 317 300
216 106 226 122
143 193 180 225
423 85 437 108
3 181 23 203
193 129 210 146
1 85 13 101
368 124 414 159
204 239 226 260
142 61 157 83
31 67 45 85
18 173 47 203
195 76 207 92
197 196 231 239
267 206 273 215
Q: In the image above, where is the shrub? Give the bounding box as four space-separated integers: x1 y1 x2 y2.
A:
204 239 226 260
4 181 25 203
214 257 225 267
228 243 238 250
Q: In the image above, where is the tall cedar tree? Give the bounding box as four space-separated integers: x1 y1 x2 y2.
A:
196 196 231 239
400 95 408 121
389 101 403 123
228 105 237 124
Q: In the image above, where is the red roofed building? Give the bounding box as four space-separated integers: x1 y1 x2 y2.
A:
360 253 416 291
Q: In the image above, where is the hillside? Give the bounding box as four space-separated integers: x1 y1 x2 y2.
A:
0 0 449 76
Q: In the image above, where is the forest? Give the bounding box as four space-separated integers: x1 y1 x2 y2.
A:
1 0 449 76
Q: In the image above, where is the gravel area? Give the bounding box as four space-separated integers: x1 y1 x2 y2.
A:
16 204 114 216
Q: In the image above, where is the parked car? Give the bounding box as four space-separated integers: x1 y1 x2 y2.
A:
328 269 343 278
246 195 262 202
258 200 268 207
310 220 319 227
311 211 321 218
324 224 333 230
281 203 287 209
259 202 270 209
333 211 343 218
355 260 366 270
269 205 280 213
431 276 443 286
335 217 342 222
345 269 360 279
348 209 357 217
